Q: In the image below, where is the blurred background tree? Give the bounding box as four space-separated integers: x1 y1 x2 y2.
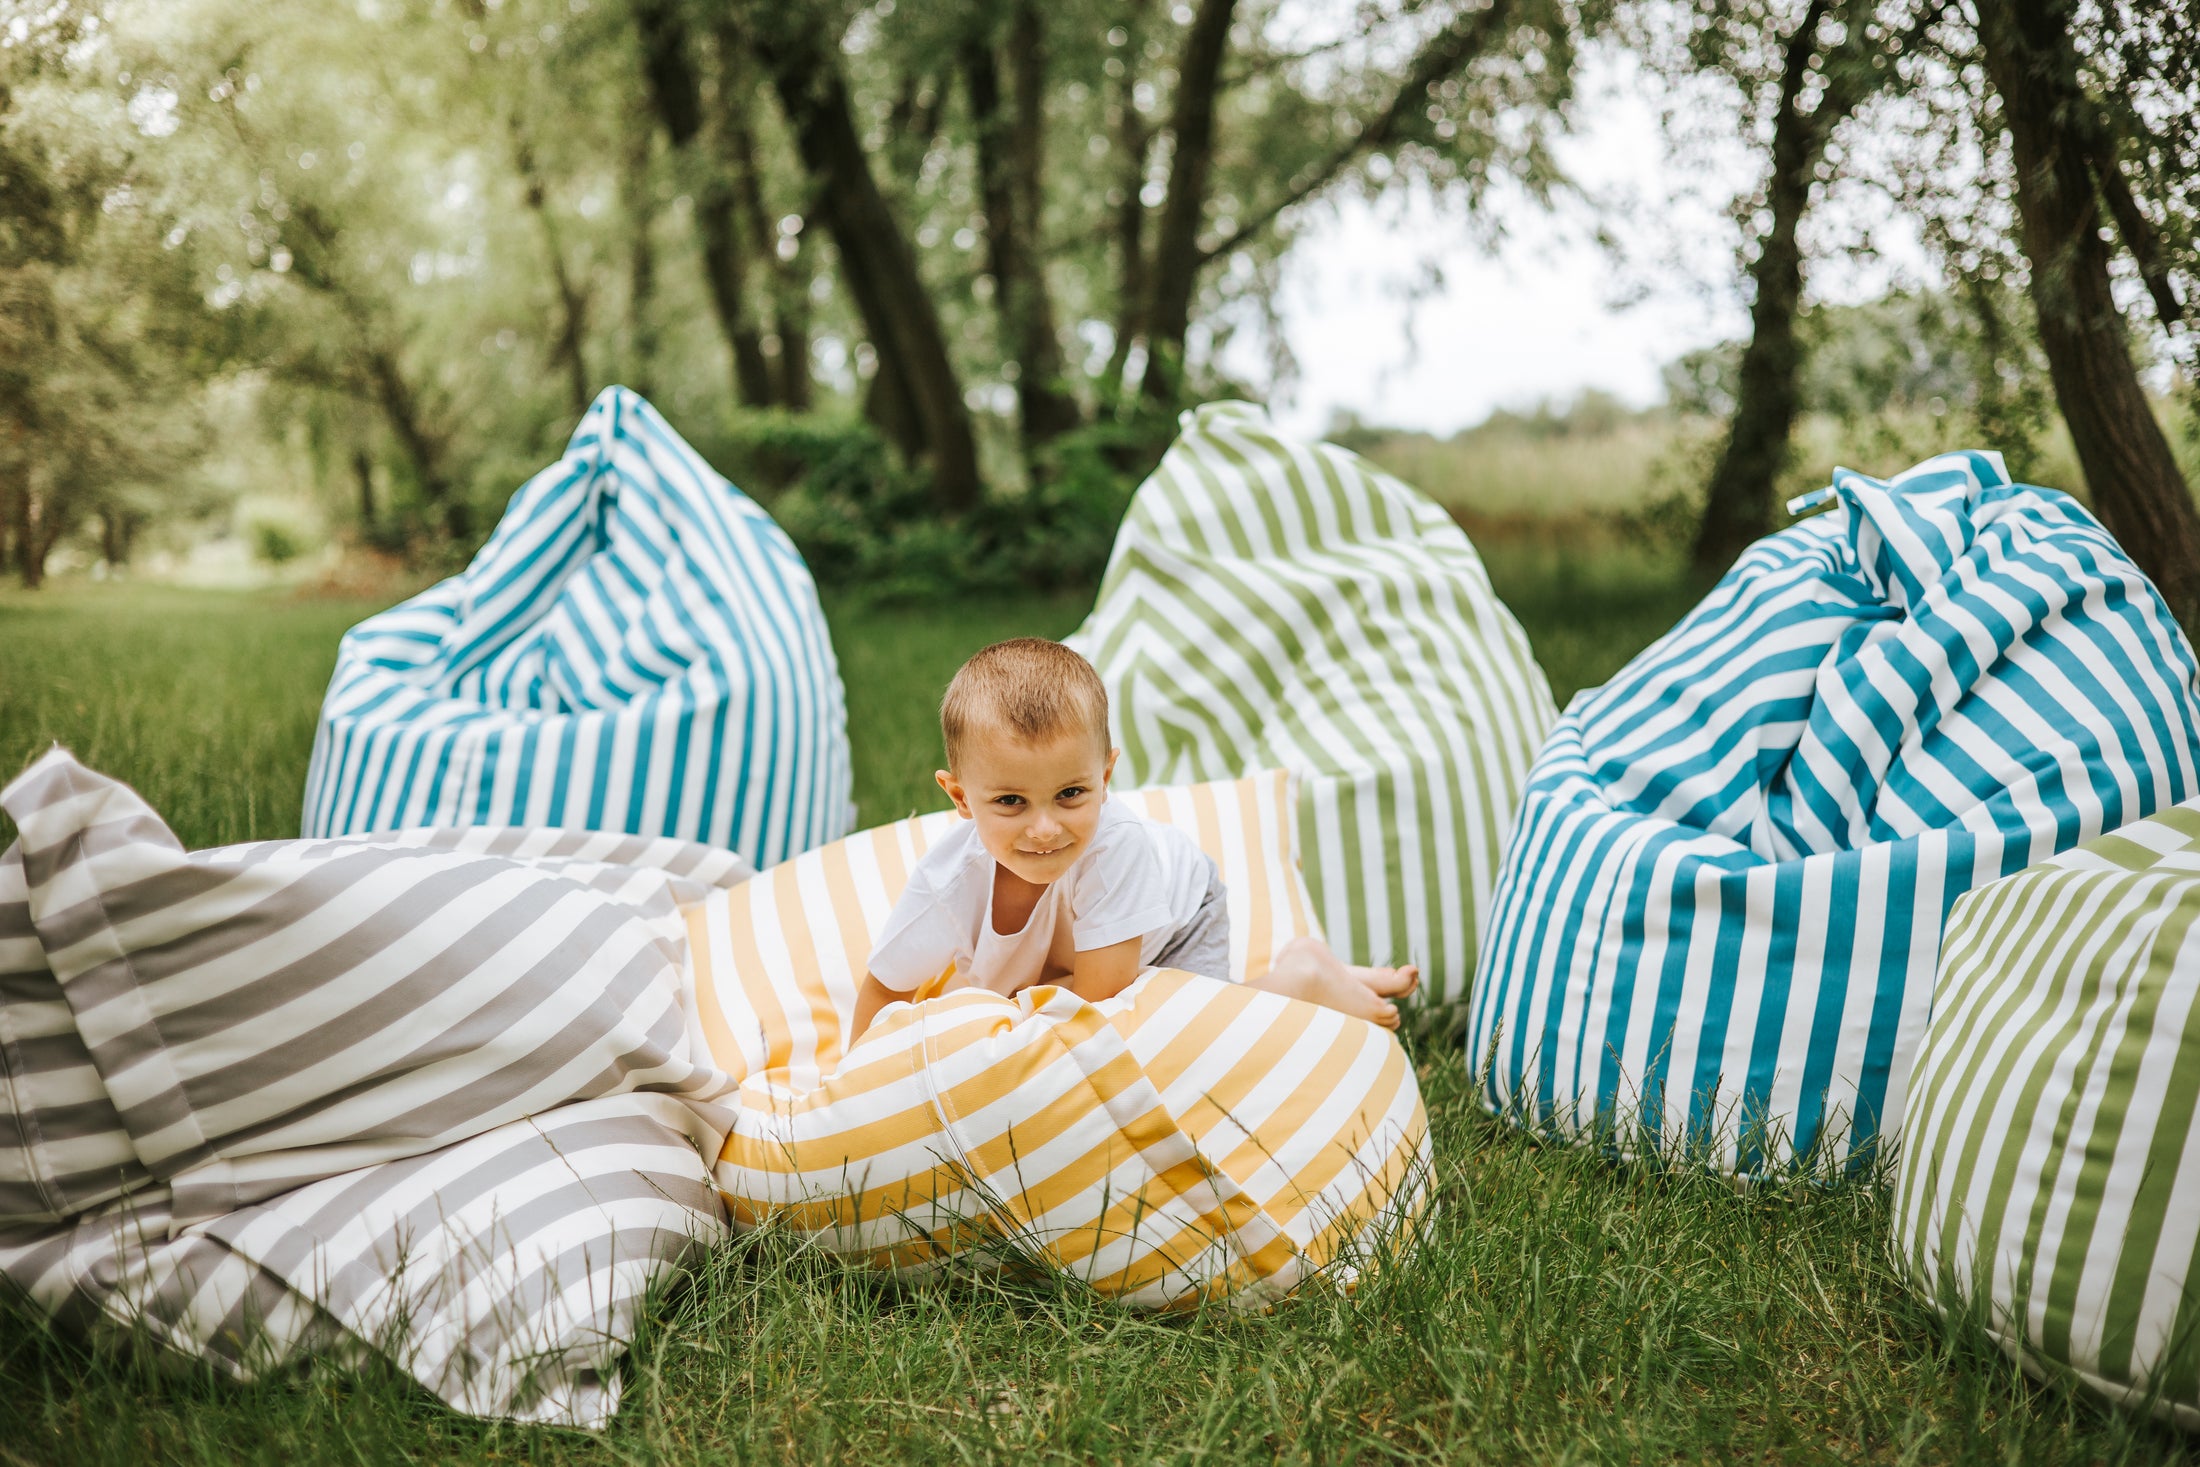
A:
1 0 2195 622
1633 0 1955 578
1 2 226 587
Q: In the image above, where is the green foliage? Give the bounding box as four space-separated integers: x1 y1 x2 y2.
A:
701 410 896 498
1657 288 2062 487
246 517 307 567
1474 387 1647 441
0 0 1625 582
2079 1 2200 367
755 410 1158 603
0 4 230 586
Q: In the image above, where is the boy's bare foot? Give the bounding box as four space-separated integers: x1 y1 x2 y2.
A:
1348 959 1419 1002
1251 937 1417 1030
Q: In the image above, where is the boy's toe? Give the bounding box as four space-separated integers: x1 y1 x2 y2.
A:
1363 963 1418 997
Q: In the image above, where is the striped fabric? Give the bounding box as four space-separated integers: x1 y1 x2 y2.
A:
688 772 1431 1306
1896 803 2200 1429
303 385 851 871
0 1092 726 1428
0 748 752 1425
1468 452 2200 1174
1070 400 1557 1011
2 748 740 1230
0 842 146 1224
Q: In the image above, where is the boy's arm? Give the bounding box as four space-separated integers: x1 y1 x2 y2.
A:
1065 936 1144 1004
852 973 898 1041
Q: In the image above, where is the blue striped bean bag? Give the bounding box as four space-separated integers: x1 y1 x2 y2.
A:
1467 451 2200 1175
304 387 851 868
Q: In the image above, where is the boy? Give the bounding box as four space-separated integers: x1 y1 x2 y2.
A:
851 638 1416 1038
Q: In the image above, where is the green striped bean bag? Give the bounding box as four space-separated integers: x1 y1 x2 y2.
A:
1896 803 2200 1429
1070 401 1558 1010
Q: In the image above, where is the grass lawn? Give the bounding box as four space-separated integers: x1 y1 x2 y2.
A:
0 561 2191 1465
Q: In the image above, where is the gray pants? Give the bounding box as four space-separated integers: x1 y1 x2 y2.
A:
1146 862 1231 980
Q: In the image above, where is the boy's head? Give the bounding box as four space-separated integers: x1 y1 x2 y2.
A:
936 639 1118 886
941 638 1109 770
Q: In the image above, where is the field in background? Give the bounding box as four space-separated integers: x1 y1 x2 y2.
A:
1 579 2193 1464
1358 407 2102 543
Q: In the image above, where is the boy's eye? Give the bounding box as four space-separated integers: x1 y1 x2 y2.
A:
1057 785 1087 801
992 794 1025 807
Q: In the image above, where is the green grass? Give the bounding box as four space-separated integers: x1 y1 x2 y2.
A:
0 570 2193 1465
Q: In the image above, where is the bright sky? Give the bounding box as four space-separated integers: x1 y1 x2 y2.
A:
1236 46 1925 439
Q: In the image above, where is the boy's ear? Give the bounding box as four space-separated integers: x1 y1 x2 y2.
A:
936 768 973 818
1104 746 1120 786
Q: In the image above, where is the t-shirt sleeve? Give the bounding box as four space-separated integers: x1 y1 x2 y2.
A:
865 864 965 992
1069 824 1177 954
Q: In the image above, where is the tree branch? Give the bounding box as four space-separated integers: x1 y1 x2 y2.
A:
2083 110 2184 331
1197 0 1516 267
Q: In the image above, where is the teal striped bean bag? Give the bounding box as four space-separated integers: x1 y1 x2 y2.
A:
1468 451 2200 1174
1070 401 1558 1010
1896 803 2200 1429
303 387 851 868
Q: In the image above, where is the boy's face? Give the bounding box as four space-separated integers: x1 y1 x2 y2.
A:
937 725 1119 887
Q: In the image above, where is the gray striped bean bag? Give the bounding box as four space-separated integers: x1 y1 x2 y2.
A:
1468 452 2200 1175
303 385 851 870
1896 803 2200 1429
0 1094 726 1426
1070 401 1558 1010
1 748 749 1425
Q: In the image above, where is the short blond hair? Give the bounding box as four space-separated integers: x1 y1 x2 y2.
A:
941 638 1110 770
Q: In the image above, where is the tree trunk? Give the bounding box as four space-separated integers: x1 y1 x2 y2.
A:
1102 0 1154 402
355 446 378 534
966 7 1081 456
622 120 660 399
864 360 924 462
699 192 777 407
635 0 773 408
747 5 981 511
512 127 593 421
881 73 945 209
1979 0 2200 637
2081 114 2185 333
2 473 31 589
367 347 468 542
268 199 466 545
11 478 43 590
1691 0 1830 579
767 235 814 410
34 486 66 584
718 32 809 409
1140 0 1237 406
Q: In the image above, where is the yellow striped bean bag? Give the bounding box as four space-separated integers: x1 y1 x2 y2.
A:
686 771 1431 1307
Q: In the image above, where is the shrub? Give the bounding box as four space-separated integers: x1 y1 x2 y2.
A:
756 410 1168 604
248 516 310 567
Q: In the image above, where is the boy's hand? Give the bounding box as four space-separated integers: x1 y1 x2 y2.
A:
851 972 896 1042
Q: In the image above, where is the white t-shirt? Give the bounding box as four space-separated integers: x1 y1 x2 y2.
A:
866 798 1214 996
